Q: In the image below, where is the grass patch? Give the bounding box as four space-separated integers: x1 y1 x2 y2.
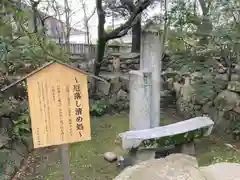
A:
26 116 240 180
44 115 129 180
196 137 240 166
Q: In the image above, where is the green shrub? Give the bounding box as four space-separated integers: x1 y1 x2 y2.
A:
90 99 108 117
12 112 31 140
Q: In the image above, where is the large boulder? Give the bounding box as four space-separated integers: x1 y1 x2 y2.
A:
113 154 204 180
114 154 240 180
214 90 240 111
200 163 240 180
231 74 240 81
190 72 203 83
110 76 122 93
96 80 111 96
176 83 196 118
119 75 130 92
193 82 216 105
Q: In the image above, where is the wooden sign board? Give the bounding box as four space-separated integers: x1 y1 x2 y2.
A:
27 62 91 148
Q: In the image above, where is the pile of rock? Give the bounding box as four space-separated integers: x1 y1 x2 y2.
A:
163 66 240 137
73 53 140 74
0 92 32 179
100 53 140 73
113 153 240 180
94 73 130 111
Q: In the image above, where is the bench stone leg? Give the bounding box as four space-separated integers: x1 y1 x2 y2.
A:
155 145 182 158
135 149 156 164
180 142 196 156
128 148 156 165
129 147 138 155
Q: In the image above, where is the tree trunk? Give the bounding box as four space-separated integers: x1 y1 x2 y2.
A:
86 25 90 45
86 23 91 59
94 38 106 76
30 0 41 33
32 7 38 33
197 0 212 45
91 38 106 94
131 15 141 53
95 0 106 76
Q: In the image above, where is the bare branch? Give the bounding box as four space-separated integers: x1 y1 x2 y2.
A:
87 7 96 22
120 0 135 12
106 0 152 40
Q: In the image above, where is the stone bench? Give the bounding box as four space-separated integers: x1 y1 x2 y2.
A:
119 116 214 151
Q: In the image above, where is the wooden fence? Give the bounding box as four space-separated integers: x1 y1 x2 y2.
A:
57 43 96 58
57 43 132 59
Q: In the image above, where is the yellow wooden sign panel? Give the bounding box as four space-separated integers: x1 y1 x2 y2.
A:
27 63 91 148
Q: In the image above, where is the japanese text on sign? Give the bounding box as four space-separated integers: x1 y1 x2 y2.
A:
66 85 73 137
57 85 65 141
73 80 84 137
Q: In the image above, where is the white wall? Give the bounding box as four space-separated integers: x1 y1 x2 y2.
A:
69 34 86 44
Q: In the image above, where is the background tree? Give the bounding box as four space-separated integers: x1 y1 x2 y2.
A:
79 0 96 46
104 0 159 53
95 0 153 77
64 0 71 50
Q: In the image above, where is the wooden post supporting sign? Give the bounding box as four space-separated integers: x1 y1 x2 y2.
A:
61 144 71 180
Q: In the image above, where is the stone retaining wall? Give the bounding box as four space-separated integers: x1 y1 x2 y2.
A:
163 66 240 138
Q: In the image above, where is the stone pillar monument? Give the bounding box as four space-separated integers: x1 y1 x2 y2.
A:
129 70 152 130
140 30 162 128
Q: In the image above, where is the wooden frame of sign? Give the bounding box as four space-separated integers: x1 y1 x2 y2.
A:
1 61 107 180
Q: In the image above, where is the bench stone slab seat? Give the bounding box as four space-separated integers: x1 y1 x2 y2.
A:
119 116 214 150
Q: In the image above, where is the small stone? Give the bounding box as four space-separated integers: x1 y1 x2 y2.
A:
217 67 227 74
97 80 111 95
228 81 240 92
117 89 128 101
104 152 117 162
